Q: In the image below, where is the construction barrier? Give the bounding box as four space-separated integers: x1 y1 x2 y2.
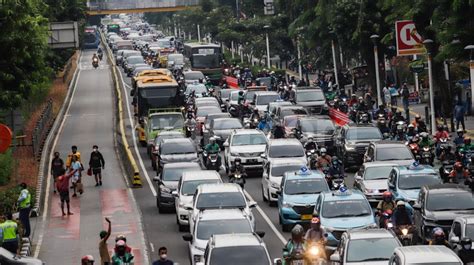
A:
329 107 351 126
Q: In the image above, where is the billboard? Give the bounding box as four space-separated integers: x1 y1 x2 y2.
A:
395 20 426 56
48 22 79 49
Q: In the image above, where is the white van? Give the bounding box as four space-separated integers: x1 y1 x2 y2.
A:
389 245 463 265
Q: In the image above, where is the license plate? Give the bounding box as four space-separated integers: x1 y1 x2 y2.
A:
291 260 304 265
247 159 257 163
301 214 313 220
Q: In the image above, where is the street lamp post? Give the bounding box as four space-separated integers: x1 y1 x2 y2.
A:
297 36 302 80
264 25 271 68
465 45 474 114
423 39 436 134
370 34 382 106
197 24 201 42
330 31 339 89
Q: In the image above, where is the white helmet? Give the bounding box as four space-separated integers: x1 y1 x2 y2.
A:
320 148 327 154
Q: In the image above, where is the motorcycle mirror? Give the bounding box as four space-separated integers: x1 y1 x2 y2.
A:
182 233 193 242
412 203 421 210
273 258 283 265
256 231 265 238
450 236 460 243
330 253 341 262
171 190 178 197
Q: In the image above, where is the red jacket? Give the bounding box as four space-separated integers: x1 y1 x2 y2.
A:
434 131 449 141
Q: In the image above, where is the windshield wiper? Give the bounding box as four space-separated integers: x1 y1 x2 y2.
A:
294 191 317 195
435 208 474 211
356 257 389 261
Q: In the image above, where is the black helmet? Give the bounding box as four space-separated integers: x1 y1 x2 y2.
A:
234 158 241 164
238 91 244 95
291 224 304 242
461 237 472 250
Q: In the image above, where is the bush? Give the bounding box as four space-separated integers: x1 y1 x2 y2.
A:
0 186 36 216
0 150 13 186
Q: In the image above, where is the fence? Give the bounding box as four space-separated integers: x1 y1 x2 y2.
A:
32 99 53 160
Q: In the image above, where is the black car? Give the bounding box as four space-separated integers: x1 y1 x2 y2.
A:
335 124 382 167
294 87 327 114
294 116 336 152
413 184 474 243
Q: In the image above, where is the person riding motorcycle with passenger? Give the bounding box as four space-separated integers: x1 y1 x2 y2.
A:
272 122 286 139
378 119 391 136
392 122 407 141
315 148 332 171
406 124 417 138
375 104 388 119
428 228 450 247
250 109 260 126
283 224 307 264
454 129 465 147
390 111 405 133
327 156 344 187
448 162 470 184
305 217 327 244
418 132 434 149
377 191 396 227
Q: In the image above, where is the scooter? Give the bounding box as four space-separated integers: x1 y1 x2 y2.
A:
275 241 327 265
186 125 196 140
420 146 434 166
92 57 99 69
229 171 246 189
395 225 415 246
203 150 220 171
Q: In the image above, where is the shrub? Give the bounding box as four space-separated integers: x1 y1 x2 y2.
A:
0 186 36 216
0 150 13 186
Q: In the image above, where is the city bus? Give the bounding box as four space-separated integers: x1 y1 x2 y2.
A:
83 26 100 49
183 43 222 84
107 23 120 34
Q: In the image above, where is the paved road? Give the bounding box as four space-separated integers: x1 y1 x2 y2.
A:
115 64 357 264
35 50 148 264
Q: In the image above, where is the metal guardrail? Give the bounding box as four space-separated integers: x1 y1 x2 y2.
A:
32 99 53 160
87 0 198 10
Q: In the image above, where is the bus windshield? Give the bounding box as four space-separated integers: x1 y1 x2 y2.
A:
192 54 219 68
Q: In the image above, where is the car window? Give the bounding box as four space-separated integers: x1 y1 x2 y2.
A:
466 224 474 238
398 174 441 190
154 134 184 145
196 107 221 118
162 166 200 181
196 192 246 209
346 127 382 140
209 246 269 265
284 179 328 195
296 90 325 102
196 219 252 240
364 166 393 180
181 180 218 195
322 200 371 218
269 144 304 158
213 119 242 130
161 142 195 155
300 119 335 133
185 72 204 80
150 115 184 130
256 94 280 105
231 134 267 146
426 192 474 211
376 147 413 161
452 222 462 237
271 165 303 177
346 238 400 262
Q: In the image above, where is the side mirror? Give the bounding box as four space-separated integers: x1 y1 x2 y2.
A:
223 142 229 147
365 157 372 162
412 203 421 210
182 233 193 242
249 201 257 208
263 173 269 179
260 153 266 159
450 236 460 244
184 205 193 211
171 190 178 197
153 176 161 182
256 231 265 238
273 258 283 265
330 253 341 262
276 190 282 195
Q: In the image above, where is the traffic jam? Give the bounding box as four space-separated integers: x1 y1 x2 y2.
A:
103 15 473 265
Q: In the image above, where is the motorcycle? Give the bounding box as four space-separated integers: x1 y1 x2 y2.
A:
276 241 326 265
186 125 196 140
330 174 345 190
203 150 220 171
98 52 103 60
407 142 420 161
378 209 393 229
92 57 99 69
420 146 434 166
395 225 415 246
229 171 246 189
440 160 455 183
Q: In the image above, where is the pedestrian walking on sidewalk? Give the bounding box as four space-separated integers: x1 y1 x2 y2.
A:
383 85 391 106
51 151 64 194
89 145 105 187
56 168 76 216
17 182 31 237
99 217 112 265
70 155 82 197
401 83 410 120
389 84 398 106
0 212 19 254
455 100 466 131
65 145 81 170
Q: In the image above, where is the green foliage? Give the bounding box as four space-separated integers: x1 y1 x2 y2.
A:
0 186 36 215
0 150 13 186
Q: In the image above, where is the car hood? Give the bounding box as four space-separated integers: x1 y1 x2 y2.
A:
425 209 474 221
230 145 266 154
297 101 325 107
284 194 320 205
396 189 420 201
255 105 268 112
378 159 414 166
180 195 193 206
303 132 334 140
161 153 198 163
363 179 388 191
323 215 375 229
162 180 179 190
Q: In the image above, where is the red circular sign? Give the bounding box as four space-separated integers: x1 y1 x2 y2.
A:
0 124 13 153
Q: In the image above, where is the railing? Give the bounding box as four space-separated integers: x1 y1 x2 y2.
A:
32 99 53 160
87 0 199 10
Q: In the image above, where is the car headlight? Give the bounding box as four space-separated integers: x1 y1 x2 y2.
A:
308 246 320 257
160 185 171 194
364 188 375 194
281 201 293 208
345 144 355 151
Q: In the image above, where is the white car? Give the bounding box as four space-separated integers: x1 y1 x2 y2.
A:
224 129 268 174
251 91 280 114
261 159 306 204
261 138 307 168
185 183 257 234
182 209 255 265
173 170 222 231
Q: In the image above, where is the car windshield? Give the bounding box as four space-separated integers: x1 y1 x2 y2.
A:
192 54 220 68
209 246 269 265
181 180 218 195
150 115 184 130
161 142 195 155
162 166 200 181
466 224 474 239
346 238 400 262
168 55 183 64
284 179 328 195
196 219 252 240
300 119 335 133
185 72 204 80
196 107 221 118
284 116 300 127
426 192 474 211
271 165 304 177
398 174 441 189
127 56 144 64
196 192 246 209
269 144 304 158
256 94 280 105
230 92 240 101
346 127 382 140
364 166 393 180
213 119 242 130
376 147 413 161
296 90 325 102
231 134 267 146
219 90 232 99
186 85 207 95
322 200 372 218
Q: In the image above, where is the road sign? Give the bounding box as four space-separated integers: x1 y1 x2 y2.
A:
264 0 274 15
395 20 426 56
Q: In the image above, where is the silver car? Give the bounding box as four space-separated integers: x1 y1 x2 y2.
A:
353 162 396 204
157 138 199 170
207 118 243 147
224 129 268 173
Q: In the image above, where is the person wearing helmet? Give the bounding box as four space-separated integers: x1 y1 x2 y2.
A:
375 104 388 119
407 124 417 138
81 255 95 265
229 158 246 188
114 235 132 254
448 162 470 184
205 137 220 153
454 129 465 147
328 156 344 180
464 137 474 151
272 121 285 139
250 108 260 126
305 217 326 243
429 229 449 247
412 114 427 133
378 118 390 135
392 201 413 227
455 237 474 264
237 90 245 105
304 137 317 153
230 158 245 175
377 191 396 213
434 124 450 143
348 94 358 107
356 96 368 112
184 114 196 138
316 148 332 171
283 224 307 263
112 240 134 264
418 132 434 149
284 84 296 102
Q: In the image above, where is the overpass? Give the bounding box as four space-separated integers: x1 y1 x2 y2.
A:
86 0 199 15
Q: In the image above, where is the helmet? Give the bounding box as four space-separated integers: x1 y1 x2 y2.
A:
320 148 327 154
311 217 320 224
464 137 471 145
397 200 405 207
433 229 445 240
351 94 357 98
437 124 443 131
415 114 421 120
420 132 429 139
238 91 244 95
116 240 126 248
234 158 241 164
331 156 338 163
457 128 464 134
358 96 363 101
210 137 216 143
408 124 415 129
291 224 305 241
81 255 94 264
115 235 126 242
382 191 392 200
454 161 463 170
443 124 449 131
461 237 472 250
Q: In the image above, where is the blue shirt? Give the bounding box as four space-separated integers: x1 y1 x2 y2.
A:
72 161 81 177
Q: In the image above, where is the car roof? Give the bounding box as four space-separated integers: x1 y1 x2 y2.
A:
372 141 407 147
270 159 306 167
284 169 325 180
206 113 231 119
181 170 221 181
149 112 182 117
163 162 201 169
213 117 240 124
321 189 366 201
155 131 184 137
424 183 472 194
195 97 218 103
184 71 203 76
254 91 279 96
280 105 306 110
344 124 377 129
347 228 397 240
197 209 249 221
211 233 263 248
232 129 266 136
269 138 302 146
298 116 333 122
161 138 194 145
395 245 462 263
363 162 398 168
395 164 437 175
197 183 242 193
295 87 323 91
127 55 143 59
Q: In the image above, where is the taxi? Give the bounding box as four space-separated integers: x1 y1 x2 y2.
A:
387 163 442 205
313 188 377 251
277 167 329 232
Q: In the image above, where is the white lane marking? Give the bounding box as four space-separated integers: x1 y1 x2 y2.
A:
150 242 155 253
34 52 83 258
116 67 157 196
124 83 133 90
244 190 286 244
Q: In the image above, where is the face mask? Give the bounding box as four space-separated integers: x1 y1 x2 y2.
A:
160 254 167 260
463 244 472 250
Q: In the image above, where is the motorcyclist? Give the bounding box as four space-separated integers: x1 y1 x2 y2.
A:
406 124 417 138
448 162 470 184
378 119 391 135
348 94 358 107
454 129 465 147
204 137 220 153
455 237 474 264
229 158 246 187
284 85 296 102
305 217 326 243
272 122 286 139
289 76 297 85
377 191 396 227
327 156 344 187
418 132 434 149
237 90 245 105
304 137 317 152
439 144 456 162
97 47 103 57
250 109 260 125
375 104 388 119
411 114 427 133
92 53 99 62
283 224 307 263
316 148 332 171
184 114 197 138
434 124 450 142
428 229 449 247
392 201 413 227
464 137 474 151
392 121 407 141
112 240 134 264
356 96 368 112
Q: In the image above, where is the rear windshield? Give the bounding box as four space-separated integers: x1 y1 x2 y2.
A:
271 165 304 177
256 94 280 105
346 127 382 140
300 119 335 133
140 87 178 98
284 179 328 195
162 166 200 181
161 142 195 155
376 147 413 161
426 192 474 211
197 107 221 118
213 119 242 130
269 144 304 158
209 246 269 265
182 180 218 195
196 192 246 209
